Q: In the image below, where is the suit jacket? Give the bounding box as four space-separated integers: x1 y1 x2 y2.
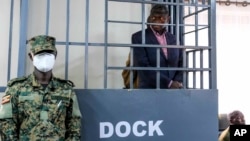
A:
132 27 183 89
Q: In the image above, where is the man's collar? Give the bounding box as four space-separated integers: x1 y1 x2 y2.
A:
150 26 167 36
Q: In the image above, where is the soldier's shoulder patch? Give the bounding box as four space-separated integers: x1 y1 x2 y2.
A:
7 76 27 87
1 95 11 105
55 77 75 87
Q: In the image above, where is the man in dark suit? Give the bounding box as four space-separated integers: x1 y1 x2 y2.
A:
132 4 183 89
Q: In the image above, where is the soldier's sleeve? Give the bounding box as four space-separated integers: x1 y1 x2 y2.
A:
0 86 19 141
65 89 82 141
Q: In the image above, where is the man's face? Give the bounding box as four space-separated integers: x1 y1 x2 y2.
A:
149 13 170 32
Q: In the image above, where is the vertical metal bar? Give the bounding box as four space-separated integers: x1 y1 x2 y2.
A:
200 50 203 89
84 0 90 88
142 1 146 44
181 0 187 89
170 0 174 34
155 1 161 89
208 0 217 89
45 0 50 35
194 0 199 88
65 0 70 79
18 0 29 77
192 52 196 88
183 49 187 89
129 47 134 89
7 0 14 81
188 0 191 15
156 48 160 89
187 52 190 88
104 0 108 88
175 0 180 46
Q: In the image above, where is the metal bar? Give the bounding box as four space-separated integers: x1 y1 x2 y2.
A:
65 0 70 79
129 47 134 89
183 8 209 19
18 0 29 77
200 50 204 89
156 0 161 90
183 26 209 35
104 0 108 88
176 0 180 46
170 0 174 34
156 48 160 89
208 0 217 89
45 0 50 35
193 52 196 88
7 0 14 81
56 41 211 49
187 52 190 88
84 0 90 88
183 49 187 89
181 0 187 89
194 0 198 89
140 0 147 88
107 66 211 71
108 20 208 27
188 0 191 14
108 0 210 7
186 48 210 53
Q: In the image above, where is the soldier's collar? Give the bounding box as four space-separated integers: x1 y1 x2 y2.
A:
31 73 56 90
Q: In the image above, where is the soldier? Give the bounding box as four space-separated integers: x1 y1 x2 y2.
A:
0 35 82 140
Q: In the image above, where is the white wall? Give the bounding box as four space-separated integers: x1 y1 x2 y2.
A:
216 5 250 124
0 0 20 86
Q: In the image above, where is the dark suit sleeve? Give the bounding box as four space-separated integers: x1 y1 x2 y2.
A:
132 34 151 67
173 48 183 83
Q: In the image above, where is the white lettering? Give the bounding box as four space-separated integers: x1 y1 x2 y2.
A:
148 120 164 136
115 121 131 137
99 120 164 138
100 122 114 138
234 129 241 136
133 121 147 137
241 129 247 136
234 129 247 136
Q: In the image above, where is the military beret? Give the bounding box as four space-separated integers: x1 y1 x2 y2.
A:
28 35 57 54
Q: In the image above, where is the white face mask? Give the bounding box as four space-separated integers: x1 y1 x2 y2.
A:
32 53 55 72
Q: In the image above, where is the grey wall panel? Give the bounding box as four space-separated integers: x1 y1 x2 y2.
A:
75 89 218 141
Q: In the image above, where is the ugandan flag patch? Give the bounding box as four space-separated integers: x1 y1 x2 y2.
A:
1 95 11 104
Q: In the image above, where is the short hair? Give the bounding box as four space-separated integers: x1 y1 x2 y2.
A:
150 4 169 15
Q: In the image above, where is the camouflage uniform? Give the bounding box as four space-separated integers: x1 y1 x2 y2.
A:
0 35 82 141
0 73 82 141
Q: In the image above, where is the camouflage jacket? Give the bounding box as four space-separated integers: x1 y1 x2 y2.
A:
0 73 82 141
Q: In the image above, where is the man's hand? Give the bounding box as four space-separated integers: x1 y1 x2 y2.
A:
170 81 183 89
